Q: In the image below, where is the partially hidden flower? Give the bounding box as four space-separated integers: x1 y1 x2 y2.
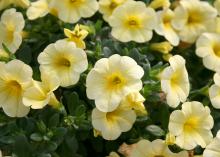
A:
64 24 89 49
38 40 88 87
0 8 25 53
26 0 50 20
106 152 120 157
23 72 60 109
109 0 157 43
214 0 220 15
148 0 171 10
86 54 144 112
0 60 33 117
209 73 220 109
203 130 220 157
169 101 214 150
155 9 179 46
91 103 136 140
130 139 188 157
99 0 131 22
196 32 220 72
49 0 99 23
0 0 30 10
171 0 217 43
161 55 190 108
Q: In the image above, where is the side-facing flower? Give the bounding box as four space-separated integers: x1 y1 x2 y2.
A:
209 73 220 109
109 0 157 43
106 152 120 157
130 139 188 157
49 0 99 23
23 72 60 109
0 0 30 10
64 24 89 49
171 0 217 43
92 103 136 140
155 9 179 46
0 60 33 117
86 54 144 112
0 8 25 53
99 0 131 22
150 41 173 54
214 0 220 15
169 101 214 150
196 33 220 72
120 92 147 116
203 130 220 157
38 40 88 87
161 55 190 108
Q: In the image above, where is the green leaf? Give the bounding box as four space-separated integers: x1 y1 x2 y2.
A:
13 135 32 157
30 133 43 142
64 92 80 116
48 113 60 128
146 125 165 137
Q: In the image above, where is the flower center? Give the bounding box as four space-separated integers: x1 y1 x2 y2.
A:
106 110 118 123
7 80 22 94
170 71 182 89
184 116 199 132
106 72 126 91
56 57 71 67
6 25 14 43
155 156 164 157
68 0 84 6
187 10 202 25
213 44 220 58
109 1 117 9
126 16 142 29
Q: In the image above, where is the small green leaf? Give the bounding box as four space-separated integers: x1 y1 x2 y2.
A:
146 125 165 137
30 133 43 142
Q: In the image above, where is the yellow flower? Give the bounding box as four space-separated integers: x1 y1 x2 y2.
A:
106 152 120 157
91 104 136 140
150 41 173 54
148 0 170 9
169 101 214 150
155 9 179 46
165 132 176 145
203 130 220 157
64 24 88 49
171 0 217 43
161 55 190 108
26 0 49 20
86 54 144 112
0 49 9 58
0 60 33 117
209 73 220 109
130 139 188 157
0 8 25 53
99 0 131 22
196 33 220 72
23 72 60 109
38 40 88 87
49 0 99 23
109 0 157 43
0 0 30 10
120 92 147 116
214 0 220 15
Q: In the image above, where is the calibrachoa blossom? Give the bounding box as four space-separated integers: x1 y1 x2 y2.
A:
38 40 88 87
49 0 99 23
92 104 136 140
26 0 50 20
196 33 220 72
155 9 179 46
109 0 157 43
23 72 60 109
0 60 33 117
209 73 220 109
0 8 25 53
214 0 220 15
86 54 144 112
148 0 170 9
171 0 217 43
161 55 190 108
99 0 131 22
130 139 188 157
169 101 214 150
64 24 89 49
0 0 30 10
203 130 220 157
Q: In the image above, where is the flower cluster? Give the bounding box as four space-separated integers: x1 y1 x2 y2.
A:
1 0 220 156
